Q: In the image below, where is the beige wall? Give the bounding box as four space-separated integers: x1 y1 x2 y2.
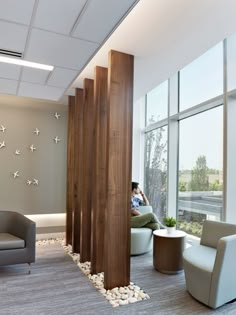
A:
0 95 68 215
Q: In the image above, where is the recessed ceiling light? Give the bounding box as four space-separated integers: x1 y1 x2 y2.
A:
0 56 54 71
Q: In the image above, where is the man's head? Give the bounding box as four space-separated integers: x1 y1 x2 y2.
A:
132 182 140 194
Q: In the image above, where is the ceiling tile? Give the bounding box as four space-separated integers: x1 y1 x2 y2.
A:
47 67 78 88
0 21 28 52
0 78 18 95
73 0 137 43
34 0 87 35
18 82 65 101
26 28 99 70
0 0 35 25
21 67 50 84
0 63 21 80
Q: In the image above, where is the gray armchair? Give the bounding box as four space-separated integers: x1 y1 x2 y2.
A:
0 211 36 271
183 220 236 309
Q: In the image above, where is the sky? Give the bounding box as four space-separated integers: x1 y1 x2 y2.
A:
179 106 223 170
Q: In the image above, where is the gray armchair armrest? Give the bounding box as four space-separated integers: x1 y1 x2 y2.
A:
9 212 36 258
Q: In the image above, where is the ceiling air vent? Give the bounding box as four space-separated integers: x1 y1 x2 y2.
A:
0 49 22 58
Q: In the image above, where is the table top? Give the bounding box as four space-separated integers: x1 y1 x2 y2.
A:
153 229 186 238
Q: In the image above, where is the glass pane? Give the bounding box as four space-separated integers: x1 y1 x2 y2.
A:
227 33 236 92
226 33 236 222
178 106 223 237
179 43 223 111
146 81 168 126
144 126 168 222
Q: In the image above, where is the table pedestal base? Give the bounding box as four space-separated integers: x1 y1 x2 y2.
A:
153 230 186 274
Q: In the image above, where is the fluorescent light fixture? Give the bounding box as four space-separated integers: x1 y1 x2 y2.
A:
0 56 54 71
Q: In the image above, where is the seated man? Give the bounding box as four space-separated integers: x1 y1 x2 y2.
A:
131 182 159 231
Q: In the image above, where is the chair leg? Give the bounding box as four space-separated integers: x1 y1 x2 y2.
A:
28 263 31 274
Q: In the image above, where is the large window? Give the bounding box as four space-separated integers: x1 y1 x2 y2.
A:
144 126 168 222
178 107 223 236
146 80 168 126
142 33 236 238
179 43 223 111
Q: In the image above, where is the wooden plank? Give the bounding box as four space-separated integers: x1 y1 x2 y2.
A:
72 88 84 253
91 67 108 274
66 96 75 245
104 50 134 289
80 79 95 262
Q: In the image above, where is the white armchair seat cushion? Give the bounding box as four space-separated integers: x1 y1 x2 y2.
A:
183 245 216 272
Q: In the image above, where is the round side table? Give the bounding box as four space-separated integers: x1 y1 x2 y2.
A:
153 229 186 274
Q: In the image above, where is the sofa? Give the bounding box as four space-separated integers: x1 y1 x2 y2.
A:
183 220 236 309
131 206 154 255
0 211 36 272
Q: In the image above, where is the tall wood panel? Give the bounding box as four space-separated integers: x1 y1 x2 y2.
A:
104 50 134 289
66 96 75 245
72 88 83 253
91 67 108 274
80 79 95 262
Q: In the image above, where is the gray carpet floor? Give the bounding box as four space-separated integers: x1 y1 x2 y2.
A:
0 243 236 315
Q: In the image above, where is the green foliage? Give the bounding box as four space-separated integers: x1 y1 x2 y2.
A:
209 179 223 191
179 170 191 175
208 168 220 174
179 221 203 237
179 180 187 192
145 127 167 220
164 216 177 227
189 155 209 191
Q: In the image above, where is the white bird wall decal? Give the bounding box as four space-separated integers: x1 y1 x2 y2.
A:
0 125 6 132
53 136 61 144
0 141 6 149
33 179 39 185
13 170 19 179
34 128 40 135
54 112 61 120
30 144 36 152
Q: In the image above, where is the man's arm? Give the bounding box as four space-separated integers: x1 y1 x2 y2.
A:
140 191 149 205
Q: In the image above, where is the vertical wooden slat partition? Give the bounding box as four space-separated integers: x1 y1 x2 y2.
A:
91 67 108 274
66 96 75 245
80 79 95 262
72 88 83 253
104 50 134 289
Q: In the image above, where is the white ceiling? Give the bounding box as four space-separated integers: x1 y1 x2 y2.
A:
2 0 236 104
71 0 236 102
0 0 138 102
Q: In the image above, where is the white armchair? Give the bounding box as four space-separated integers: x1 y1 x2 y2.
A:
131 206 155 255
183 220 236 309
